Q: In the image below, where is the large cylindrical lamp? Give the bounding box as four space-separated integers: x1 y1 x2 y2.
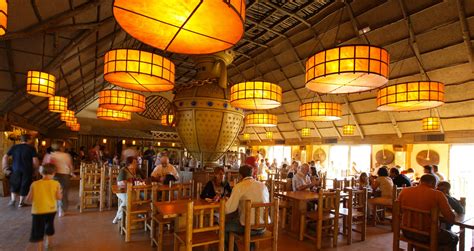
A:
113 0 245 54
230 81 282 110
0 0 6 36
96 107 132 121
305 45 390 93
377 81 445 111
299 102 342 121
60 110 75 122
48 96 68 113
245 113 277 127
26 71 55 97
104 49 175 92
98 89 146 112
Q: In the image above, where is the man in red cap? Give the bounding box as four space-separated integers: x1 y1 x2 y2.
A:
244 156 258 179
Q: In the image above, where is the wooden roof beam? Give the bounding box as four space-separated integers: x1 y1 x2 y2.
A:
455 0 474 72
344 96 365 139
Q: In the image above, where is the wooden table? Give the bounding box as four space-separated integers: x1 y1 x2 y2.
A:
276 191 320 235
453 214 474 251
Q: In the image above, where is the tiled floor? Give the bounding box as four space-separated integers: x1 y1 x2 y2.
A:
0 183 469 251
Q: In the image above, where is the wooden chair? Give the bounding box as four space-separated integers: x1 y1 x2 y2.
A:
195 182 203 199
273 179 291 229
149 184 183 249
392 201 440 251
339 188 368 244
372 185 403 227
107 165 121 210
229 199 279 251
300 189 340 250
79 163 104 212
179 181 193 200
120 183 152 242
174 200 226 251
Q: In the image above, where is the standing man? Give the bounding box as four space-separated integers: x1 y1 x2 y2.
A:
143 146 156 177
2 134 39 207
50 143 74 216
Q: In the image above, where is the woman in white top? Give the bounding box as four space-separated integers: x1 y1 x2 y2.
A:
368 167 394 220
50 143 74 217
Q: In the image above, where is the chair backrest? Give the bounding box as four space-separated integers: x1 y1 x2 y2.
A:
392 186 404 204
392 201 439 251
195 182 203 199
273 180 288 193
153 183 182 202
179 181 193 200
243 199 279 250
126 182 153 211
344 188 368 215
81 162 102 188
184 200 225 250
317 189 341 217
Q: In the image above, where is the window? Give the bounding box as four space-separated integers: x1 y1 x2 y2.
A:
449 144 474 209
350 145 371 175
328 145 349 178
267 145 291 168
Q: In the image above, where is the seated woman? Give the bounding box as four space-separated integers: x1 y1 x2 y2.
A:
200 167 232 201
358 172 370 189
368 167 394 218
112 156 144 224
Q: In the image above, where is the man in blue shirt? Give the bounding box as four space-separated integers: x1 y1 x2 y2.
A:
2 134 39 207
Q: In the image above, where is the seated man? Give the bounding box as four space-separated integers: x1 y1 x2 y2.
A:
398 174 458 250
225 165 269 251
389 167 411 187
151 156 179 184
423 165 439 185
292 163 318 191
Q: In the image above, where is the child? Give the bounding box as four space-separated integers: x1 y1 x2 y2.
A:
26 164 62 251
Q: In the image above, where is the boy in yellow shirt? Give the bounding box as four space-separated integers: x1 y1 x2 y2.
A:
26 164 62 251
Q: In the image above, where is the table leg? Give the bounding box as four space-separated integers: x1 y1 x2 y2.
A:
460 226 465 251
289 200 307 236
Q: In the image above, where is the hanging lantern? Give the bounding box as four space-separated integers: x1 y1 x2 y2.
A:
230 81 282 110
266 131 273 139
245 114 277 127
103 49 175 92
96 107 132 121
26 71 56 97
113 0 245 55
0 0 6 36
161 114 175 126
65 118 77 127
70 124 80 132
48 96 68 113
122 139 126 145
305 45 390 93
60 110 75 122
132 140 136 145
98 89 145 112
243 133 250 140
377 81 445 111
301 127 311 137
422 117 440 131
299 102 342 121
343 124 355 135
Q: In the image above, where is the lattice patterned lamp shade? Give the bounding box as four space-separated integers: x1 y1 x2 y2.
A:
0 0 6 36
245 114 277 127
65 118 77 127
161 114 175 126
98 89 145 112
70 123 80 132
343 124 355 135
104 49 175 92
230 81 282 110
299 102 342 121
377 81 445 111
113 0 245 54
96 107 131 121
266 131 273 139
48 96 68 113
60 110 75 122
305 45 390 93
243 133 250 140
422 117 440 131
301 127 311 137
26 71 56 97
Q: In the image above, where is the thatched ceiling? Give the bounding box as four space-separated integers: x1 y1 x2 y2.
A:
0 0 473 141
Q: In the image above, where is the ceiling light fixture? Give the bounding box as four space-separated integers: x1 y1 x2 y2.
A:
113 0 246 54
377 81 445 111
104 49 175 92
305 45 389 93
244 113 277 127
230 81 282 110
96 107 132 121
299 102 342 121
48 96 68 113
26 71 55 97
98 89 146 112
